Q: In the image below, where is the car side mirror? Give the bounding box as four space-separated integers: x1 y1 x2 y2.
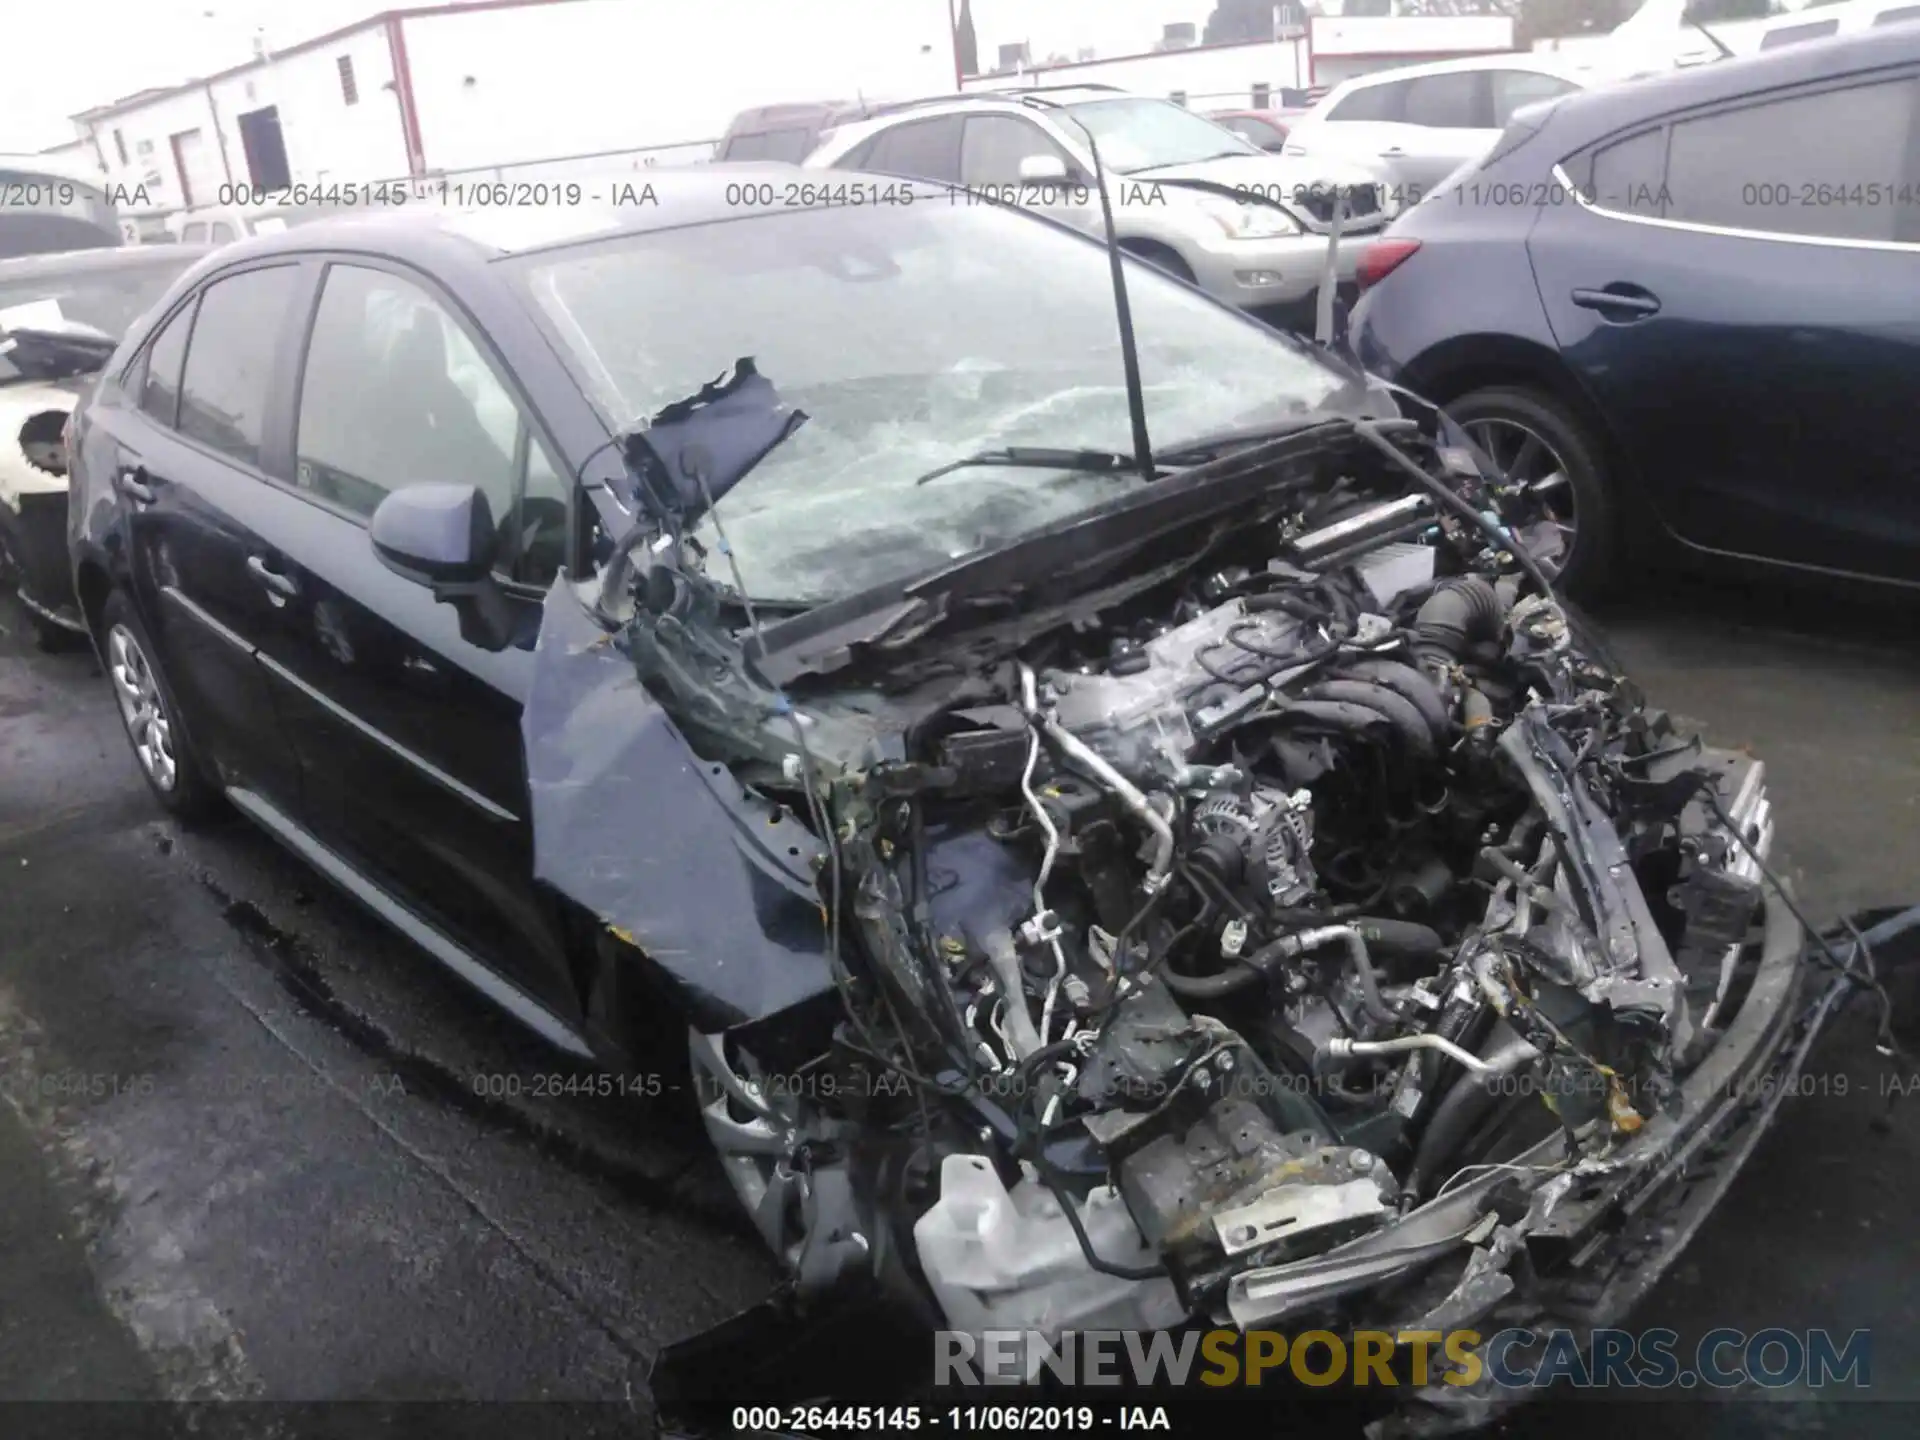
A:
370 483 515 651
1018 153 1070 184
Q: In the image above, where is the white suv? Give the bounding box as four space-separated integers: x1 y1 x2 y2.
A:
803 86 1400 323
1283 56 1589 199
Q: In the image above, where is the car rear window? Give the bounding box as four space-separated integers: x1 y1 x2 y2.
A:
721 127 815 163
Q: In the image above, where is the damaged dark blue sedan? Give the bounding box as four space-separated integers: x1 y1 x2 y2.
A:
66 172 1835 1434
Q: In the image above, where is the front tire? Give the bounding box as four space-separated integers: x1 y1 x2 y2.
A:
1446 385 1616 597
99 589 222 821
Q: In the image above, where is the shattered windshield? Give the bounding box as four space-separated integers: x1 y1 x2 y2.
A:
512 201 1355 604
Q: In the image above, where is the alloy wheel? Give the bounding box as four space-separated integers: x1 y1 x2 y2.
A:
689 1028 816 1267
106 623 178 792
1461 416 1577 578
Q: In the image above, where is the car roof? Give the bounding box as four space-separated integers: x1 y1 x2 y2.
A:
0 244 213 283
1527 24 1920 149
723 100 874 132
180 165 952 267
809 86 1155 157
1324 50 1587 96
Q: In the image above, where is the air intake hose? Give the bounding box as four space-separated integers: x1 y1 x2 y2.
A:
1412 576 1502 668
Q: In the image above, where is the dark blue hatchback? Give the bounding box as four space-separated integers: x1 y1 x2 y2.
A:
1351 28 1920 594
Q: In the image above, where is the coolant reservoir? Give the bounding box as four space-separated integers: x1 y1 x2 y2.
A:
913 1153 1189 1360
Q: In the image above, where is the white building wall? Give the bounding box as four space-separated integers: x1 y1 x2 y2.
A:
70 22 407 210
205 27 409 190
963 39 1312 109
400 0 960 173
962 16 1515 105
82 88 224 210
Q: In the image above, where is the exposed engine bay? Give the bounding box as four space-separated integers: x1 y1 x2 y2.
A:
605 411 1796 1416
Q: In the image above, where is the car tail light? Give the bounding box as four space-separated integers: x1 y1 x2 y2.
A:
1356 238 1421 293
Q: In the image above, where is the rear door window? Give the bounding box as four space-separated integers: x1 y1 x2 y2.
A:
1402 71 1488 129
175 266 299 468
862 116 966 182
1663 77 1919 240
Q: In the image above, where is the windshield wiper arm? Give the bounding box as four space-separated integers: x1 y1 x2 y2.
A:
913 445 1154 486
1155 411 1356 465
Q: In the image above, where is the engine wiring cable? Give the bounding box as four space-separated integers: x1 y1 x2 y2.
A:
1351 418 1559 602
1703 792 1909 1065
689 468 964 1116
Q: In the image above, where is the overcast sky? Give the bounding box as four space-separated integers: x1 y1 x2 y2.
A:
6 0 1230 152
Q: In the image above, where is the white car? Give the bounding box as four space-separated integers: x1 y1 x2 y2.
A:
164 204 328 247
0 246 205 645
1282 55 1590 198
804 86 1401 324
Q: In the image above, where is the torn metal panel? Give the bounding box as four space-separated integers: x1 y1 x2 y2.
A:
520 582 834 1031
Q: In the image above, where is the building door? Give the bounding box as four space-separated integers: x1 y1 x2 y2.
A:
236 106 291 192
169 128 218 207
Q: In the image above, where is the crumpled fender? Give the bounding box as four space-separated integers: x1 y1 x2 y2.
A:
520 582 837 1032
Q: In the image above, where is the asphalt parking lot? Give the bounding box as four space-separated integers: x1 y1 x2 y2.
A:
3 572 1919 1438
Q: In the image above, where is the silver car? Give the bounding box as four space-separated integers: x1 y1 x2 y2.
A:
803 86 1399 319
1281 55 1589 199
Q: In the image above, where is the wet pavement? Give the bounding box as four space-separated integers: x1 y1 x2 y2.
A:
2 573 1919 1437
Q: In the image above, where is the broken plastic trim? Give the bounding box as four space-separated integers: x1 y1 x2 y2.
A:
619 356 808 527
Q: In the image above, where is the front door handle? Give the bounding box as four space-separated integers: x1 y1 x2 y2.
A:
117 464 157 505
246 554 299 601
1571 284 1661 321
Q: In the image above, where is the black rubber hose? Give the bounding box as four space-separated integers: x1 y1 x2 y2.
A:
1159 960 1263 1000
1302 680 1436 761
1045 1182 1169 1280
1161 930 1299 1000
1349 915 1446 958
1334 658 1451 742
1412 575 1502 668
1405 1031 1541 1199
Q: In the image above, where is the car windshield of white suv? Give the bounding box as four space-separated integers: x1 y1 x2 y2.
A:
1056 97 1261 174
513 201 1362 604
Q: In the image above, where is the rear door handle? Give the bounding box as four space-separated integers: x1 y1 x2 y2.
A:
1571 284 1661 320
246 554 299 601
117 464 157 505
